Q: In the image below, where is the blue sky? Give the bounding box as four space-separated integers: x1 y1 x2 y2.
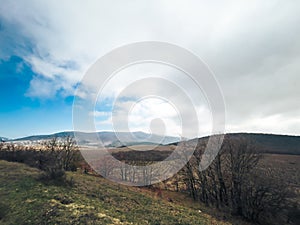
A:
0 56 75 138
0 1 299 139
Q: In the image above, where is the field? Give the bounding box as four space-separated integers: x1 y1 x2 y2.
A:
0 160 251 225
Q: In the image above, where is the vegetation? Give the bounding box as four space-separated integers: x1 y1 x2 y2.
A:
0 160 236 225
0 136 81 182
194 133 300 155
169 136 296 224
0 135 299 224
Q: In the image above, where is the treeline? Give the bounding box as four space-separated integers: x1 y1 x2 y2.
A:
172 136 295 225
0 136 81 181
112 150 172 162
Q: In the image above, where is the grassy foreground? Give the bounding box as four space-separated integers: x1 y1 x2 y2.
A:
0 160 234 225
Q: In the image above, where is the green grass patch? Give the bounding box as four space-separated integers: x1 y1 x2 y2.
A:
0 160 218 225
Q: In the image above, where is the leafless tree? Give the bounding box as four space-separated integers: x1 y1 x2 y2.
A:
223 136 261 215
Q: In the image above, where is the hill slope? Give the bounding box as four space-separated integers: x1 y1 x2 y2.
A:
0 160 234 225
229 133 300 154
189 133 300 155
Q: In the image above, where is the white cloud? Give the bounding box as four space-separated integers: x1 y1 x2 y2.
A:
227 114 300 135
90 111 111 118
1 0 300 136
93 63 214 138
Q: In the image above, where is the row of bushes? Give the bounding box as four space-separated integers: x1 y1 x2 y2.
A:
0 136 82 181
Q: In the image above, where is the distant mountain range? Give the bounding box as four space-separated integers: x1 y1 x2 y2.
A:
10 131 181 147
3 132 300 154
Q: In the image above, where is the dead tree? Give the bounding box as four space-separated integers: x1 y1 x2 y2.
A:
223 136 261 215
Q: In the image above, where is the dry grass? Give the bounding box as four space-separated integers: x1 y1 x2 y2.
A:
0 160 244 225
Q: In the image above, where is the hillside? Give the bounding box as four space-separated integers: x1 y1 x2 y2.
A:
0 160 241 225
227 133 300 154
189 133 300 155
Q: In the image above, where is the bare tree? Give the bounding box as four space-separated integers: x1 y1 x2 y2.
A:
39 136 80 181
176 140 198 200
60 136 80 171
223 136 261 215
241 167 289 223
91 155 116 178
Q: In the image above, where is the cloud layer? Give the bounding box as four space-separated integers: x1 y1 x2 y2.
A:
1 0 299 136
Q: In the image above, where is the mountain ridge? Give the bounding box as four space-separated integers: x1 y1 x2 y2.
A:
11 131 181 147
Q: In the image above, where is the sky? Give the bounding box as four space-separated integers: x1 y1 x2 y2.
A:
0 0 299 139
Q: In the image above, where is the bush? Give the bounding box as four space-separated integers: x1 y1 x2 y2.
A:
41 166 66 182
